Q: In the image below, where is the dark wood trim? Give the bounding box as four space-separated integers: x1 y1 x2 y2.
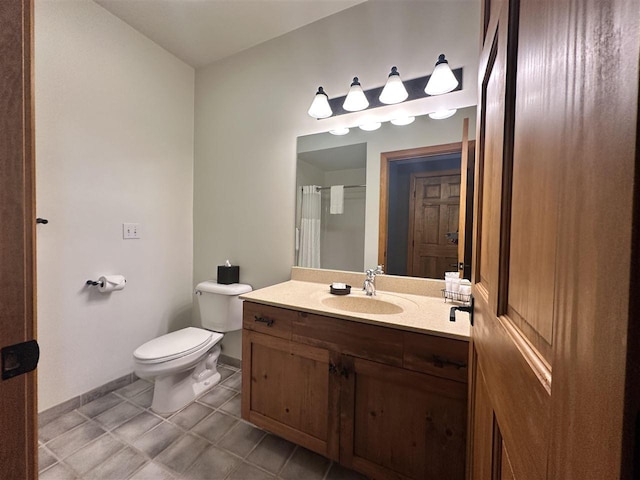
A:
0 1 37 478
459 118 470 272
621 59 640 480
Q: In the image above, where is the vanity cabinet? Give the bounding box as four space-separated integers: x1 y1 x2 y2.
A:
242 301 468 480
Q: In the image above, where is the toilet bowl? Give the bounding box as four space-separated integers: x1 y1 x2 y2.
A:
133 281 251 414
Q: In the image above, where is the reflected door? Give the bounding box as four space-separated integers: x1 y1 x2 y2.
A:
407 171 460 278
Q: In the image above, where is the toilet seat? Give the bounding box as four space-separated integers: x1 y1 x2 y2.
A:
134 327 223 364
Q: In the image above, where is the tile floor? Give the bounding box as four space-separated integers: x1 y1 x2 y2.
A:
38 363 367 480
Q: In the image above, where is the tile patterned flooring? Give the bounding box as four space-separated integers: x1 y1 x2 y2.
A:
38 363 366 480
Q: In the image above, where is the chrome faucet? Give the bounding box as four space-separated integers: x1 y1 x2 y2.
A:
363 265 384 296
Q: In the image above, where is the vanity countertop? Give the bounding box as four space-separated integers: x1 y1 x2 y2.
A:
240 278 471 341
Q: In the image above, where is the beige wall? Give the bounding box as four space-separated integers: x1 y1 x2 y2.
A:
35 0 195 410
194 1 480 359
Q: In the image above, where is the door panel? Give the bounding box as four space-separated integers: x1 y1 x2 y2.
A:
409 172 461 278
471 0 638 478
0 1 37 478
470 0 550 478
475 32 504 307
506 0 560 363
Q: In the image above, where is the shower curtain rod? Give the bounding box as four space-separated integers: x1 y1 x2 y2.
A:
300 184 366 191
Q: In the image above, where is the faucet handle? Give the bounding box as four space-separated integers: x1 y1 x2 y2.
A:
375 265 384 275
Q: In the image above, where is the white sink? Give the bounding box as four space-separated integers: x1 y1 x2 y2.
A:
321 295 404 315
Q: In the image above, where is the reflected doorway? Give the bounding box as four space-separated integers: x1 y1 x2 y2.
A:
379 141 475 279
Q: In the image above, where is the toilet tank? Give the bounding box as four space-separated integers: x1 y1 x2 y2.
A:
195 281 252 332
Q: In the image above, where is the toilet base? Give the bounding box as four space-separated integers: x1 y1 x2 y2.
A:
150 345 222 414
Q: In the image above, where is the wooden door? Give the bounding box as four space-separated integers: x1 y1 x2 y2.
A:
242 330 340 460
407 170 461 278
0 1 37 478
468 0 639 479
340 356 467 480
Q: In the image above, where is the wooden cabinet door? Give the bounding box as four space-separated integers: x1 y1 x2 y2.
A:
469 0 639 479
340 356 467 480
242 330 340 460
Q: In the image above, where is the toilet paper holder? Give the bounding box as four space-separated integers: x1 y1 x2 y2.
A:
86 279 104 287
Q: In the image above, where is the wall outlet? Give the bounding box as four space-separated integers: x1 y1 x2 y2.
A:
123 223 140 239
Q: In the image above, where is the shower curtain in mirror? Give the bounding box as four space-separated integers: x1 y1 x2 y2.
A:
298 185 321 268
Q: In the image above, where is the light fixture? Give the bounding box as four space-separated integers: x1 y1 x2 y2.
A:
424 54 459 96
390 116 415 126
308 58 462 119
429 109 457 120
307 86 333 119
359 121 381 131
379 66 408 104
343 77 369 112
329 127 350 136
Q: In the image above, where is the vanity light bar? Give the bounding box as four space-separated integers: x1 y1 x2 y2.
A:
323 68 463 118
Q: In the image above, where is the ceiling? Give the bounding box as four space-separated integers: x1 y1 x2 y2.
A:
298 143 366 171
95 0 366 68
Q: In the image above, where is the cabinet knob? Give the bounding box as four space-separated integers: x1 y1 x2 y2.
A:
340 366 350 379
328 363 338 374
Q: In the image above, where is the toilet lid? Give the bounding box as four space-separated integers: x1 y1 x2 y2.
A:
134 327 223 364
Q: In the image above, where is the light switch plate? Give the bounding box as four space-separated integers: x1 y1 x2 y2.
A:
123 223 140 239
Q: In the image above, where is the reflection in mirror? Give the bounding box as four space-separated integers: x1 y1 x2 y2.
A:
387 156 461 277
295 143 367 272
295 106 476 278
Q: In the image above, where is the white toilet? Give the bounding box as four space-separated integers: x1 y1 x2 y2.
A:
133 281 252 414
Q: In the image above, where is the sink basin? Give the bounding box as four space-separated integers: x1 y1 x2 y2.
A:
321 295 404 315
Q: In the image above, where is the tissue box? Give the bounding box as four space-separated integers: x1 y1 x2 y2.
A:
217 265 239 284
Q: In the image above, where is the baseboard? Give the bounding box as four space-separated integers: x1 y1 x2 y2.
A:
38 372 136 427
219 354 241 369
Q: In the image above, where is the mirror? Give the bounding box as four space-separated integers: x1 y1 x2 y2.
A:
295 106 476 279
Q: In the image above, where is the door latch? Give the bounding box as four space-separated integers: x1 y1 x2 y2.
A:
1 340 40 380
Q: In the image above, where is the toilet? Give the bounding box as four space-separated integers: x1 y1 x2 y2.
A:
133 281 252 414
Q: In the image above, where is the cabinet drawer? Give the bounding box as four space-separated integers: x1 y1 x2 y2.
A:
403 332 469 383
293 312 403 367
243 302 294 339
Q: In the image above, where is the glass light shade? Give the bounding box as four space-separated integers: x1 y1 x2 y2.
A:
379 67 408 104
359 121 381 131
429 109 457 120
343 77 369 112
390 116 415 126
329 127 350 136
307 87 333 119
424 54 459 96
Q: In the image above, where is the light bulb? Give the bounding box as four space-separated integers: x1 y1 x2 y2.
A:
379 67 408 104
390 116 415 126
307 87 332 119
359 122 381 131
343 77 369 112
424 54 459 96
329 127 349 136
429 109 457 120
